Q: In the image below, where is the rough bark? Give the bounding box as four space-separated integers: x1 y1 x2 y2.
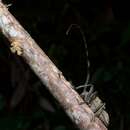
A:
0 1 108 130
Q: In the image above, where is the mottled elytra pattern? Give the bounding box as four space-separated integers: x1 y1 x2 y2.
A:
66 24 109 127
76 26 109 126
66 24 109 126
76 84 109 126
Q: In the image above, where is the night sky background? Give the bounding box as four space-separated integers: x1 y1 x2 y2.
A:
0 0 130 130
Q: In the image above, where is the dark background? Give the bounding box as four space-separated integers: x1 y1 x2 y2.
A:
0 0 129 129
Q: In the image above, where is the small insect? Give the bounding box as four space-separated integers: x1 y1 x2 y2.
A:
66 24 109 127
6 4 12 8
76 84 109 126
10 41 23 56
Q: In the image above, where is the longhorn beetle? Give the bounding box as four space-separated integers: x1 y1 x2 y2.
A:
66 24 109 127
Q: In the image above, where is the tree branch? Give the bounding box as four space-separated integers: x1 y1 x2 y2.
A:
0 1 108 130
